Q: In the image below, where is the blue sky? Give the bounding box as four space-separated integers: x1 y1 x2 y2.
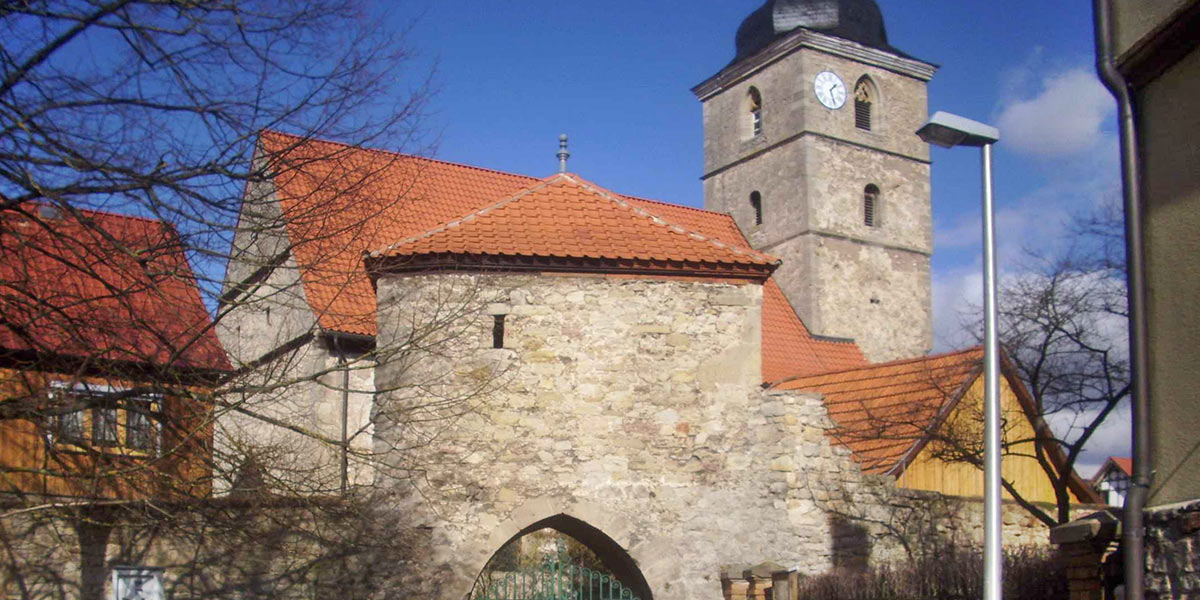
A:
380 1 1127 472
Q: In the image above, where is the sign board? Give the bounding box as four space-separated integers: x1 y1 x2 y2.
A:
111 567 164 600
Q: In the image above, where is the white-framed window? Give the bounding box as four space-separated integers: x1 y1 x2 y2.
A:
47 382 161 454
93 401 120 447
126 405 157 451
53 406 85 445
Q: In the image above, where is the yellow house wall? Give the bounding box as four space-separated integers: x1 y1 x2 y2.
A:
0 366 213 499
895 376 1071 504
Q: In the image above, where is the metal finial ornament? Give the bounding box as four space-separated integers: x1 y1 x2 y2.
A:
557 134 570 173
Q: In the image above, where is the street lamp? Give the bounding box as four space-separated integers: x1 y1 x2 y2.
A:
917 111 1002 600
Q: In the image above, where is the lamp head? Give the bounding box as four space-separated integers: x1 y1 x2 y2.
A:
917 111 999 148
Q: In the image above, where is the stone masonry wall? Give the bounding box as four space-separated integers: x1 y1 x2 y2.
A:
1146 499 1200 598
0 500 415 600
0 485 1070 599
373 272 868 600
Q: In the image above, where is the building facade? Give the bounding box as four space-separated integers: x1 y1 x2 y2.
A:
1106 1 1200 597
694 0 937 362
0 205 228 599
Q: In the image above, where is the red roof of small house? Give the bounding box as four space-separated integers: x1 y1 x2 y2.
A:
1111 457 1133 476
774 347 1101 503
259 130 865 382
775 348 984 475
0 205 229 372
1092 456 1133 483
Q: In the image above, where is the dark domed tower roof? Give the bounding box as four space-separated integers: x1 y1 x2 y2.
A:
733 0 904 63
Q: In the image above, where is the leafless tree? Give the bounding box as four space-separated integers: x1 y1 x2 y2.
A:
0 2 518 598
939 206 1128 526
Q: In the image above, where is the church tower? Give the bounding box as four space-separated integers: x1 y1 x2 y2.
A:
693 0 937 362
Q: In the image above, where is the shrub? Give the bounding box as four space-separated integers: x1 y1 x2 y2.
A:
795 547 1066 600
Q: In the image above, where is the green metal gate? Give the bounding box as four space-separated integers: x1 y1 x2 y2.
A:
473 540 641 600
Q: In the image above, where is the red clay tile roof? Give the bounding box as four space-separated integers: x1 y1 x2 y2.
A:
621 194 751 245
258 131 866 382
774 348 984 475
368 173 779 275
774 347 1102 503
0 206 229 372
260 130 540 335
1111 456 1133 476
1094 456 1133 480
762 279 867 382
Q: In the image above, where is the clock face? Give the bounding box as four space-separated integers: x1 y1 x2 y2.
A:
813 71 846 110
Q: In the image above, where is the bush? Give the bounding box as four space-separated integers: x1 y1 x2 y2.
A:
795 547 1066 600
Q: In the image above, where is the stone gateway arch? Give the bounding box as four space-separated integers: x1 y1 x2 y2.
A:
372 266 878 600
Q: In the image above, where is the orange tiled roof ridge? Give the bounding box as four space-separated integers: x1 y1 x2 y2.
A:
368 173 780 272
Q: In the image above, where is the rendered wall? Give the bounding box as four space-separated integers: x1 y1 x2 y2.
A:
1112 1 1194 56
1137 42 1200 510
216 178 375 493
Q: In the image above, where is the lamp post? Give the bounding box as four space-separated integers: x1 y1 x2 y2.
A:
917 111 1002 600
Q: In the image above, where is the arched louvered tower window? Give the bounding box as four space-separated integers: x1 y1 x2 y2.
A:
854 77 876 131
747 87 763 137
863 184 880 227
750 191 763 226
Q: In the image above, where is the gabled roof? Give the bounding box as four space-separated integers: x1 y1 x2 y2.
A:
260 130 539 336
0 205 229 373
367 173 779 278
775 348 983 475
258 131 865 383
775 347 1101 503
1093 456 1133 482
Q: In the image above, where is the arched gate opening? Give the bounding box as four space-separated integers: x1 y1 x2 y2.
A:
470 514 653 600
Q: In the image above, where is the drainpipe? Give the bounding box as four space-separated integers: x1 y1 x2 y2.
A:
333 335 350 493
1093 2 1151 599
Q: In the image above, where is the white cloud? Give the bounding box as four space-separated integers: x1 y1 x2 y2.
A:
934 199 1070 258
932 267 980 352
927 59 1128 480
1045 402 1131 480
995 69 1113 157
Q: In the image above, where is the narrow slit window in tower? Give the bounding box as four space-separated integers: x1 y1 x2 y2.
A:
493 315 506 349
750 191 763 226
864 184 880 227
